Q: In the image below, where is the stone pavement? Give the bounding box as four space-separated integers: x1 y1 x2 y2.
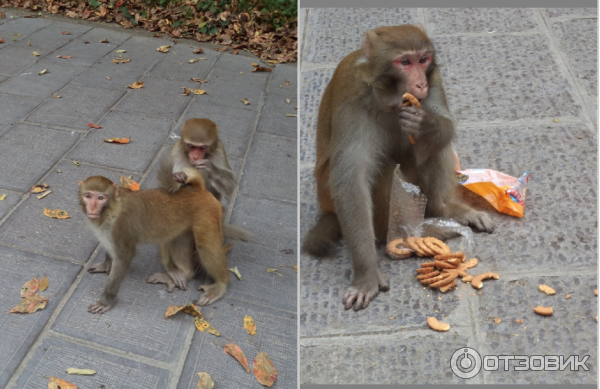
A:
0 8 297 389
299 8 597 385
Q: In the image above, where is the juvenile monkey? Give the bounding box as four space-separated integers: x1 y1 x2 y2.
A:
149 118 251 292
303 25 495 311
80 168 228 314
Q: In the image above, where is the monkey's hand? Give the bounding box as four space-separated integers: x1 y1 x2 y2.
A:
398 106 425 138
196 282 227 306
88 259 112 274
191 159 211 170
343 270 389 311
173 172 188 183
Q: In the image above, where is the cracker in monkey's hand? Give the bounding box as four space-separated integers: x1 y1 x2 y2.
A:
402 92 420 145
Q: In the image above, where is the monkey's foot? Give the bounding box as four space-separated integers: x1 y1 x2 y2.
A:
167 270 188 291
88 260 111 275
88 301 113 314
457 209 495 234
343 274 388 311
147 273 177 292
196 282 227 306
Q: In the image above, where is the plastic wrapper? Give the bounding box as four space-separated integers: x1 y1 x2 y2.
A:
387 166 474 258
456 169 529 218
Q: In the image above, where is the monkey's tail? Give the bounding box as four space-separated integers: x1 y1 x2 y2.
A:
183 167 206 191
302 212 342 258
156 154 174 191
223 224 254 242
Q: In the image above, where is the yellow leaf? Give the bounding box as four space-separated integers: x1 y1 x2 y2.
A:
21 278 39 297
32 51 39 56
196 372 214 389
553 118 559 123
73 161 80 166
189 59 199 63
121 58 130 64
38 69 47 75
30 183 49 193
164 303 203 318
285 113 298 117
241 98 250 105
156 45 171 53
39 275 49 291
293 265 298 273
0 194 6 201
128 81 144 89
115 49 127 53
285 99 290 104
66 368 96 375
229 267 242 280
243 315 256 335
194 316 220 336
43 208 71 219
266 269 278 272
37 190 52 199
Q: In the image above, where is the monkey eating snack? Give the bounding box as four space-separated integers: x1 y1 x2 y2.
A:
401 93 420 145
80 168 229 313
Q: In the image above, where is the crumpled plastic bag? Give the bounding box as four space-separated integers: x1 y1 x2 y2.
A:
456 169 529 218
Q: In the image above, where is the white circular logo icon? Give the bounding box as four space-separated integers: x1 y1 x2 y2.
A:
450 347 482 379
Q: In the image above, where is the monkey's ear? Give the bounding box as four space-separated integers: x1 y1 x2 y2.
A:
113 182 120 198
77 180 83 187
362 30 378 59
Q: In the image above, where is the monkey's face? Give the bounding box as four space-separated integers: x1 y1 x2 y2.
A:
78 177 119 220
392 51 431 101
81 191 110 219
186 143 209 162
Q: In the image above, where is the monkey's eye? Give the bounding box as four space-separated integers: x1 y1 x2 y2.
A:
419 56 428 64
400 58 410 66
199 146 208 151
98 195 105 200
85 194 92 199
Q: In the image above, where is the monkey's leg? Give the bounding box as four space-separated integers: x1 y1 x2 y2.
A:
371 163 395 243
88 245 135 314
193 229 229 306
148 232 195 291
88 252 113 274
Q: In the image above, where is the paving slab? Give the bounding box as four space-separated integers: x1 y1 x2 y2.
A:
256 92 298 138
238 133 296 202
0 93 43 135
0 247 81 389
10 21 91 55
0 58 87 98
148 42 220 81
177 303 297 389
425 8 538 35
52 246 199 363
0 161 140 262
13 337 171 388
72 35 171 89
0 46 43 76
26 83 125 130
201 66 269 111
267 63 297 97
0 16 51 35
0 190 21 220
0 123 79 192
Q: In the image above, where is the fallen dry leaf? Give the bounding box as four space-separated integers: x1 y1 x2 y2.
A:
181 87 206 96
30 183 49 193
37 190 52 199
266 269 278 273
252 66 272 72
224 343 250 372
120 176 140 191
56 55 72 59
72 161 80 166
121 58 130 64
51 94 62 98
224 242 233 253
0 12 4 19
285 81 291 85
196 372 214 389
566 294 571 299
0 194 6 201
214 47 227 52
10 293 48 314
194 316 220 336
32 51 40 56
66 368 96 375
285 99 291 104
516 319 523 324
0 38 5 44
251 62 259 67
244 315 256 335
165 303 203 318
193 47 204 54
39 275 49 292
241 98 250 105
253 352 278 387
285 114 298 117
100 38 109 43
293 265 298 273
189 59 199 63
43 208 71 219
229 267 242 280
87 123 102 129
494 318 501 324
104 137 131 144
156 45 171 53
84 41 89 44
191 78 208 83
61 31 70 35
115 49 127 53
38 69 47 75
267 60 278 64
21 278 39 297
27 41 30 46
230 49 239 55
128 81 144 89
112 59 120 64
48 376 77 389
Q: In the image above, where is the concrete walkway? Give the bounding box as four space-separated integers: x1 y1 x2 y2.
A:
299 8 597 385
0 8 297 389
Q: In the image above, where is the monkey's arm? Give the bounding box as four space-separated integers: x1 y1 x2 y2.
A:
171 142 192 183
206 141 236 199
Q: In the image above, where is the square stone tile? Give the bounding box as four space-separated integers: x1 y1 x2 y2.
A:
0 16 51 35
0 93 43 134
148 42 220 81
544 8 598 18
0 123 79 192
238 133 296 202
73 35 172 89
268 63 297 97
0 247 81 389
0 46 43 76
114 76 193 118
433 33 581 123
52 245 199 363
68 110 174 173
173 99 258 158
303 8 418 64
11 21 91 55
177 304 297 389
12 337 170 388
26 83 125 130
200 67 268 111
426 8 538 35
256 92 297 138
43 27 131 67
0 161 139 262
552 18 597 97
0 189 21 220
0 58 87 98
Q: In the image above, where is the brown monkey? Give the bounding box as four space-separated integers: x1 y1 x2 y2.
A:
303 25 494 311
80 168 228 313
147 118 252 292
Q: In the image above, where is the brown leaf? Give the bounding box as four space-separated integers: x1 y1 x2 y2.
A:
56 55 72 59
113 59 120 64
171 29 181 38
48 376 77 389
191 78 208 83
243 315 256 335
30 183 49 193
0 38 5 44
51 94 62 98
9 293 48 314
193 316 220 336
293 265 298 273
165 303 203 318
100 38 109 43
251 62 259 67
224 343 250 372
120 176 140 191
84 41 90 44
0 12 5 19
27 41 30 46
21 278 39 297
87 123 102 129
121 58 130 63
128 81 144 89
196 372 214 389
267 60 278 64
285 81 291 85
253 352 278 387
104 137 131 144
156 45 171 53
215 47 228 52
252 66 272 72
230 49 239 55
193 47 204 54
39 275 49 291
61 31 70 35
82 10 91 19
43 208 71 219
241 98 250 105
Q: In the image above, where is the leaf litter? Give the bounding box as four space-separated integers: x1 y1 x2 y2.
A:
9 277 50 314
165 303 220 336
